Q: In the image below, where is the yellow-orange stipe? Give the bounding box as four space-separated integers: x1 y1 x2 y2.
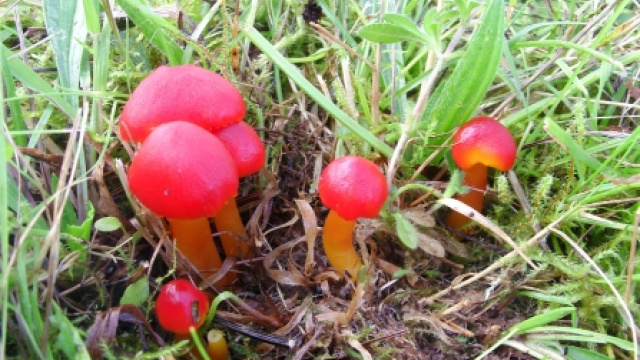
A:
213 198 250 259
168 218 234 286
207 329 230 360
322 210 362 279
445 163 488 231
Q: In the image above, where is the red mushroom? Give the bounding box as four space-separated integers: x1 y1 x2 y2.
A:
445 116 517 232
318 156 388 279
119 65 264 266
119 65 245 142
128 121 239 285
155 279 210 335
211 121 266 260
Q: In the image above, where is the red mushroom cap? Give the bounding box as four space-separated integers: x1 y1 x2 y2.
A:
212 121 266 177
318 156 388 221
120 65 246 142
452 116 517 172
127 121 239 219
155 279 209 335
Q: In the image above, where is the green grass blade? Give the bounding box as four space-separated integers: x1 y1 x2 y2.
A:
511 307 577 334
43 0 88 109
530 326 635 351
0 86 10 360
115 0 184 65
83 0 101 34
242 26 394 158
565 346 615 360
422 0 504 140
543 117 602 180
1 43 26 147
2 45 75 118
510 39 623 70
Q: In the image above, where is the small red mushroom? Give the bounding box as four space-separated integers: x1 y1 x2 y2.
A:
119 65 245 142
127 121 238 285
211 121 266 260
155 279 210 335
446 116 517 232
318 156 388 279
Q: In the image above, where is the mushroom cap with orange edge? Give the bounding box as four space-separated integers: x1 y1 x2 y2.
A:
127 121 239 219
212 121 266 177
318 156 388 221
451 116 517 172
155 279 209 335
119 65 246 142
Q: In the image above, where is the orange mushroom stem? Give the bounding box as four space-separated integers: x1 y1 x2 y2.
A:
322 210 361 278
168 218 225 272
445 117 517 233
213 198 250 259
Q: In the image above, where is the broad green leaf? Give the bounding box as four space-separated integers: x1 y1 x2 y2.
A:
115 0 184 65
420 0 504 148
358 23 422 44
383 14 423 36
120 275 150 307
94 216 122 232
43 0 88 109
65 204 95 241
421 8 442 49
393 213 418 249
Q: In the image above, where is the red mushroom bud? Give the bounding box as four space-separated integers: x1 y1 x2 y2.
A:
446 116 517 232
119 65 246 142
155 279 210 335
211 121 266 260
128 121 238 285
318 156 388 279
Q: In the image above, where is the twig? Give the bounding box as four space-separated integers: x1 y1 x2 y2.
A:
214 315 296 349
386 26 465 192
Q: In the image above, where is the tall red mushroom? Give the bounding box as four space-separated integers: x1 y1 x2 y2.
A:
446 116 517 232
318 156 388 279
127 121 239 285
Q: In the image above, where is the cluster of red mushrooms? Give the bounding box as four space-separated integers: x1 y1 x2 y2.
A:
119 65 517 356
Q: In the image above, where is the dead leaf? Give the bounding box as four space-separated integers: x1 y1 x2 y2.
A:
417 232 446 258
294 199 318 277
402 208 436 228
263 236 310 286
626 80 640 98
